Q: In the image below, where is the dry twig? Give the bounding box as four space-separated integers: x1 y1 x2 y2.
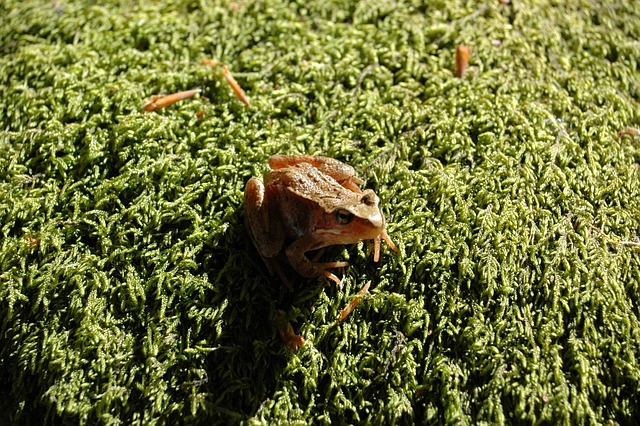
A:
338 281 371 322
142 89 201 112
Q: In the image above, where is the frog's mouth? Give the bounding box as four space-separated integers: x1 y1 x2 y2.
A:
315 216 385 245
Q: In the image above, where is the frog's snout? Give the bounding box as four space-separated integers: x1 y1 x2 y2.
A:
361 190 379 207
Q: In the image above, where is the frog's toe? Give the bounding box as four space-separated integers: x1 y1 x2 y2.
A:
316 261 349 269
321 270 344 289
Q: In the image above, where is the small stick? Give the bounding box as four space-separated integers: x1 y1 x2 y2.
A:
202 58 251 107
459 5 490 24
27 236 39 251
142 88 201 112
381 230 398 253
591 224 640 248
616 127 639 138
221 64 251 107
276 312 305 350
338 281 371 322
455 45 471 78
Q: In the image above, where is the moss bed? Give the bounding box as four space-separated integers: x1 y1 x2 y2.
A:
1 0 639 424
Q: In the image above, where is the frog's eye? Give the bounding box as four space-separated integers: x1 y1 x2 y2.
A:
334 209 354 224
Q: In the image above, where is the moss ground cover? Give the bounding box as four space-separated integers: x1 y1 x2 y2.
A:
1 0 639 423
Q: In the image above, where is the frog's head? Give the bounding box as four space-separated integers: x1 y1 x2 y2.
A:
315 189 385 245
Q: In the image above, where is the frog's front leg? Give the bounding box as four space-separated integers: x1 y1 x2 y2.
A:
285 236 349 286
269 155 364 192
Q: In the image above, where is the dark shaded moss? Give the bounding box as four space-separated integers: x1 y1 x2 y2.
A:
1 0 639 424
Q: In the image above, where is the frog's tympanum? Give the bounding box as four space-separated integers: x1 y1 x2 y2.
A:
244 155 397 287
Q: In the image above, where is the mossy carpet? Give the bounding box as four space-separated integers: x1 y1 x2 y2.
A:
1 0 640 424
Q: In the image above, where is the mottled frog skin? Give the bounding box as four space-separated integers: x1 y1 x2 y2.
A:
244 155 396 286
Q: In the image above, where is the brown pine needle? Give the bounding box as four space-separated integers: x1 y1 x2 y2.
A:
202 58 251 107
221 65 251 107
616 127 639 138
142 88 201 112
276 312 305 350
455 45 471 78
338 281 371 322
591 224 640 248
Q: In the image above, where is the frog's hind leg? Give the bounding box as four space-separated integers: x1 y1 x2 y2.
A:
265 256 295 292
244 177 287 284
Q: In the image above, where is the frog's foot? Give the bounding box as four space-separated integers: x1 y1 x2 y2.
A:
315 261 349 288
340 177 363 193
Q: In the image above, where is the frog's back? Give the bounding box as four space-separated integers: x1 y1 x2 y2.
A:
267 162 353 206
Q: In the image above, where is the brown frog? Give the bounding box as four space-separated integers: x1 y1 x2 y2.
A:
244 155 397 287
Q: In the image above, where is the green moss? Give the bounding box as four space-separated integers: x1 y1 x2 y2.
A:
1 0 639 424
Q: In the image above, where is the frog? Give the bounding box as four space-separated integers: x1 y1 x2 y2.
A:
244 154 397 288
